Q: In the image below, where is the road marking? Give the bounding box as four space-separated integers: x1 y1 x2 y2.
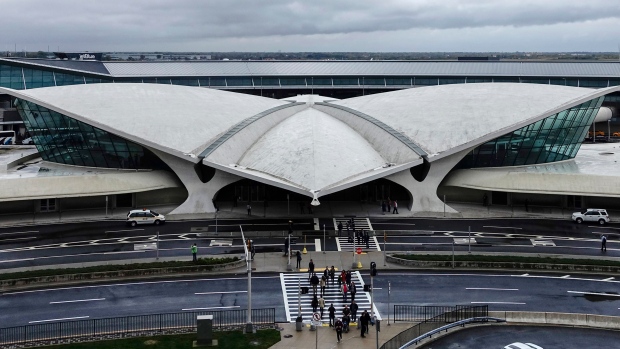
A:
0 236 37 242
29 316 89 324
195 291 247 295
520 273 529 276
315 238 321 252
466 288 519 291
603 277 615 281
335 236 341 251
3 276 280 295
470 301 525 305
454 238 476 245
0 258 35 263
105 229 144 233
182 306 240 311
589 226 620 230
561 275 571 278
530 239 556 247
209 239 233 247
483 226 522 229
371 222 416 226
50 298 105 304
0 230 38 236
134 243 157 251
103 250 146 255
373 235 381 251
366 218 373 231
568 291 620 297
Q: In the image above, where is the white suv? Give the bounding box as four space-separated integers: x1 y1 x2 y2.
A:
127 209 165 227
572 208 610 225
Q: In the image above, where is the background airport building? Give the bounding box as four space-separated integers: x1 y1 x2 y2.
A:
1 57 620 216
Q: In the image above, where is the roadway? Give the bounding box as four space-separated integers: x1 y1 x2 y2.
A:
0 217 617 270
2 270 620 327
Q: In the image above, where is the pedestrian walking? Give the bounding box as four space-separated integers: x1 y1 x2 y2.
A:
356 230 361 244
323 266 329 280
310 273 319 295
319 296 325 318
250 240 255 260
350 282 357 302
191 243 198 262
329 304 336 327
337 222 343 237
364 230 370 249
387 198 392 212
346 270 352 285
329 266 336 285
296 250 302 268
342 282 348 302
381 201 386 215
320 275 327 296
360 310 370 337
602 235 607 251
246 204 252 216
392 200 399 214
311 295 318 313
335 318 343 343
350 300 358 322
308 259 315 280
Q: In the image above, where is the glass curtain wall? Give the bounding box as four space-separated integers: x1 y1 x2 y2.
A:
457 96 604 168
14 99 166 170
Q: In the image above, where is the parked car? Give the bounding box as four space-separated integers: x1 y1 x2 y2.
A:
21 137 33 145
588 130 605 137
572 208 610 225
126 209 166 227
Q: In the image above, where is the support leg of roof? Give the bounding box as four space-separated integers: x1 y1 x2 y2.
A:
151 150 242 215
385 149 471 214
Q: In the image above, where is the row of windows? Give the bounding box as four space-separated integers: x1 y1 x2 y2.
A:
2 63 620 90
457 97 604 169
15 99 166 170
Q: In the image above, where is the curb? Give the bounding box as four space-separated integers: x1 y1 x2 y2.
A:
0 259 246 293
386 254 620 274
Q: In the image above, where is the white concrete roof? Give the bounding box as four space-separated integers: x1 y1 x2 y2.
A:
1 84 286 156
443 143 620 198
237 107 388 192
333 83 618 160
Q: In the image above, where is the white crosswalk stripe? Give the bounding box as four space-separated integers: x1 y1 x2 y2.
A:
280 271 381 323
333 218 373 232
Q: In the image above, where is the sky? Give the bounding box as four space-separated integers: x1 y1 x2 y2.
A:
2 0 620 52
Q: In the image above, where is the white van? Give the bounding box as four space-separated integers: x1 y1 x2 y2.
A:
126 209 165 227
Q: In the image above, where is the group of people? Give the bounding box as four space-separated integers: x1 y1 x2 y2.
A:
331 305 373 342
381 198 398 214
337 219 372 248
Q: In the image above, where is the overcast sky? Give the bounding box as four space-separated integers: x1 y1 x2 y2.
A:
3 0 620 52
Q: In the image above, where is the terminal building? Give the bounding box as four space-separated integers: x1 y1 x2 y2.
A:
1 57 620 216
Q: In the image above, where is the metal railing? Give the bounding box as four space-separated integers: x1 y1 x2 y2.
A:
399 316 505 348
393 305 487 322
381 305 488 349
0 308 275 347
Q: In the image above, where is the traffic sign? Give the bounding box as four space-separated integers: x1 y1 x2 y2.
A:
356 247 362 254
313 312 321 321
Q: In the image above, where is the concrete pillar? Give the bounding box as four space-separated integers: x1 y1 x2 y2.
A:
385 149 471 214
152 149 242 214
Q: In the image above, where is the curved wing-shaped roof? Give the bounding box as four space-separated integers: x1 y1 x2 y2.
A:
237 107 388 192
1 83 287 156
333 83 618 160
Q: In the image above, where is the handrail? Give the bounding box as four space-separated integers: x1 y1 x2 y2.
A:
399 317 505 349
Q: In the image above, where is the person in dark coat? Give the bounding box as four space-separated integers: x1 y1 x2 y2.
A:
311 295 318 313
360 310 371 338
335 318 343 342
308 259 315 280
350 300 359 322
337 222 343 237
364 230 370 249
328 304 336 327
346 271 352 285
329 266 336 285
381 201 386 215
350 282 357 302
310 273 320 295
296 250 302 268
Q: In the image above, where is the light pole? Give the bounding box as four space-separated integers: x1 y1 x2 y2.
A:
215 210 218 236
468 226 471 253
387 281 391 325
322 224 326 254
241 226 255 334
287 220 293 271
156 230 159 260
608 120 611 142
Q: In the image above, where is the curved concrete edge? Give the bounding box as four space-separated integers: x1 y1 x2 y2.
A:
0 259 246 293
489 311 620 329
386 254 620 274
413 312 620 348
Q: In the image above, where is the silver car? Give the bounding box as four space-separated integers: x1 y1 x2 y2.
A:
126 209 166 227
572 208 610 225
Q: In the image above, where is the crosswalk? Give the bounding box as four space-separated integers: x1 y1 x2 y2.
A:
280 271 381 323
333 218 380 252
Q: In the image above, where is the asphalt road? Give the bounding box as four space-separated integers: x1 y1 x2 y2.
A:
419 325 620 349
0 217 617 269
2 270 620 327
